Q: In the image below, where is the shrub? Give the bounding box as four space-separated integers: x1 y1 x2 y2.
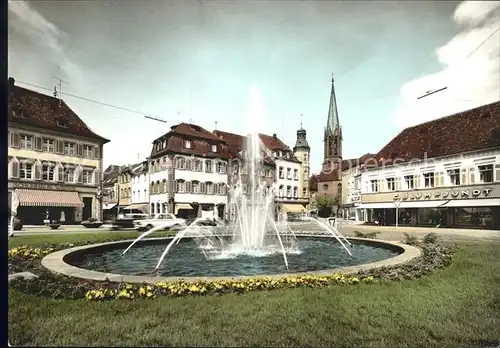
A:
402 232 418 245
8 234 456 301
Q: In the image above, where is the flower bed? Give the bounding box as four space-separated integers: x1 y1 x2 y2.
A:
8 233 455 301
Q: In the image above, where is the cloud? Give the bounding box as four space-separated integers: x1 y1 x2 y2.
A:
8 0 83 82
393 1 500 128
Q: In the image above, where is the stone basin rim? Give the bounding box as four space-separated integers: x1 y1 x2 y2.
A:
41 235 422 284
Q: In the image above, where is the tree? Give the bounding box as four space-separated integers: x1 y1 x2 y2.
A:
315 194 340 218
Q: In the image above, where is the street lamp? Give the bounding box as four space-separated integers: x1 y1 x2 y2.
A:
394 196 402 227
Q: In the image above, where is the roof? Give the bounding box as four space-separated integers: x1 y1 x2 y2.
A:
257 133 301 163
293 127 310 151
150 122 231 160
312 152 377 183
326 77 341 135
102 165 121 186
213 129 275 166
8 77 109 143
374 101 500 165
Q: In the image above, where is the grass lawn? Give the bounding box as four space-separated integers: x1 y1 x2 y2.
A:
8 233 500 347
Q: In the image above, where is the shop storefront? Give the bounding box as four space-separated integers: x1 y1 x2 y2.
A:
358 184 500 230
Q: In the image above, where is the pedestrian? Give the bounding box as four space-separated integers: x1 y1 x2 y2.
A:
60 210 66 225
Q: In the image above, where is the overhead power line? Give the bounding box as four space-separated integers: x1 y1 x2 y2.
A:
16 80 167 122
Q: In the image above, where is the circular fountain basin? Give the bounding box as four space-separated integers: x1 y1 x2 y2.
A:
42 235 421 283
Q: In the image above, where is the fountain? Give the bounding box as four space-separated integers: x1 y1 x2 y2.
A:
121 86 354 273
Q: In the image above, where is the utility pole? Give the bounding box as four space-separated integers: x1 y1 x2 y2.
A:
53 77 68 107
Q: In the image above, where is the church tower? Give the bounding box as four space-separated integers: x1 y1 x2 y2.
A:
293 121 311 201
323 75 342 170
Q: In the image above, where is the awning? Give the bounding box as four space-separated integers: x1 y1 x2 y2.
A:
103 203 117 210
440 198 500 208
397 200 447 208
175 203 194 214
281 204 306 213
358 202 396 209
16 189 84 208
122 203 148 211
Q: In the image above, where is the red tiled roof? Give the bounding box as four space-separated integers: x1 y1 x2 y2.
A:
375 101 500 165
151 123 231 160
8 78 109 143
257 133 301 163
213 129 276 165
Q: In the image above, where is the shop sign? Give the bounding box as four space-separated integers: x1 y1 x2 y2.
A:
393 188 492 201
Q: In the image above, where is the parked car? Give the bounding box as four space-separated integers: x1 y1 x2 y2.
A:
134 213 187 232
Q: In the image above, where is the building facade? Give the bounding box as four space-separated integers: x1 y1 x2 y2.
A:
213 130 276 220
149 123 231 219
127 161 150 214
293 125 311 209
102 165 120 219
118 166 132 210
358 101 500 230
7 77 109 225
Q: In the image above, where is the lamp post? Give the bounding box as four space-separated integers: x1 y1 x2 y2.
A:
394 196 402 227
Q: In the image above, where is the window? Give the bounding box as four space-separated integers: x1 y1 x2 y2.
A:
176 180 185 193
386 177 395 191
184 140 191 149
83 145 93 158
304 154 308 161
65 167 75 183
205 160 213 173
20 162 33 179
206 182 214 194
404 175 415 189
293 169 298 180
279 185 284 196
195 160 202 171
216 162 226 174
323 184 329 192
42 165 54 181
478 164 493 183
83 170 93 184
43 139 55 153
302 187 307 196
370 180 379 192
192 181 200 193
20 135 33 150
64 142 75 156
233 164 239 174
423 172 435 188
287 168 292 179
286 186 292 197
211 144 217 152
279 167 284 179
293 186 298 197
176 157 186 169
447 169 460 185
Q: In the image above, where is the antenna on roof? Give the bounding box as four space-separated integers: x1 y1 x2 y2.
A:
214 121 218 130
300 113 303 128
53 77 68 107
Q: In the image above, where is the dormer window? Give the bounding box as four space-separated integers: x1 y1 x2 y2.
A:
162 140 167 148
211 144 217 152
56 120 68 128
184 140 191 149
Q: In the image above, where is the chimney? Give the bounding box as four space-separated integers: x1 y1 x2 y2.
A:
273 133 277 139
8 77 15 86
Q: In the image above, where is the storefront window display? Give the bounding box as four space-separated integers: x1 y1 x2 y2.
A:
454 207 493 228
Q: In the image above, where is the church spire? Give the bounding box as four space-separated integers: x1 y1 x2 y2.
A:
326 73 340 135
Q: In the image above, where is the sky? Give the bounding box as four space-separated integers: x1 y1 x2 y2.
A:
8 0 500 171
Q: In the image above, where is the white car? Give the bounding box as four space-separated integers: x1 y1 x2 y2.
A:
134 213 187 231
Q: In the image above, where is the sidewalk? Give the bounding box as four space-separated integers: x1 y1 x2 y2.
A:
342 224 500 242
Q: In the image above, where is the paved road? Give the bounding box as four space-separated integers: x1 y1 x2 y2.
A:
10 220 500 242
